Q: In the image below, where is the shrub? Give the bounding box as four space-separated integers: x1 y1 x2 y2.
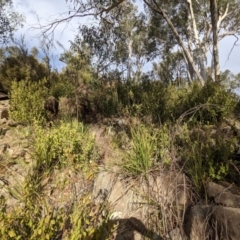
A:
177 123 238 192
0 195 67 240
0 193 114 240
9 78 48 125
67 194 114 240
181 81 238 124
33 120 98 173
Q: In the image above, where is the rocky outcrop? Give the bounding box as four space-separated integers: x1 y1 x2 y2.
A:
206 181 240 207
184 205 240 240
184 182 240 240
92 169 189 239
93 170 240 240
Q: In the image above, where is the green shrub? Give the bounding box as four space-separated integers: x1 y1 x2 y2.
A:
0 195 66 240
49 78 75 99
156 124 173 165
33 120 98 173
9 78 48 125
0 193 114 240
177 123 238 192
67 194 115 240
181 81 238 124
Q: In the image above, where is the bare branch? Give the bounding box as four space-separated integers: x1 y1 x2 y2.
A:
223 34 239 67
39 0 126 37
219 29 240 40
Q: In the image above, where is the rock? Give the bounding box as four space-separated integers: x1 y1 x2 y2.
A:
11 149 26 159
0 143 10 154
5 148 14 157
92 170 187 239
167 228 183 240
0 108 8 119
206 181 226 197
206 181 240 207
144 170 189 206
24 152 32 163
7 119 18 127
0 127 9 136
212 206 240 240
215 192 240 208
184 205 240 240
184 205 213 240
0 118 7 125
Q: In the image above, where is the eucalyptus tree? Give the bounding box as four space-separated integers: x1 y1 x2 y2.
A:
72 0 152 82
152 51 189 85
0 0 24 44
43 0 240 85
144 0 240 84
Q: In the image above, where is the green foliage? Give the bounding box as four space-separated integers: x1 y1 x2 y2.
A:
49 78 75 99
182 81 238 124
0 195 66 240
9 78 48 125
156 124 173 165
117 80 237 124
92 82 120 117
177 123 238 192
0 193 114 240
0 120 112 240
67 194 115 240
0 48 48 92
33 120 98 173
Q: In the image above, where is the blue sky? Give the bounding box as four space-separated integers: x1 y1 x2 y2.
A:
12 0 240 74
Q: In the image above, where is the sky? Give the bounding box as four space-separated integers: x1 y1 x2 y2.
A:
12 0 240 74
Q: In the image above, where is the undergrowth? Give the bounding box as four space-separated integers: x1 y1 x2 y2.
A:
2 77 240 239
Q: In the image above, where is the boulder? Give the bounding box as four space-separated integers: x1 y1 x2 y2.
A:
212 206 240 240
0 108 8 119
206 181 240 207
184 205 213 240
92 169 189 239
184 205 240 240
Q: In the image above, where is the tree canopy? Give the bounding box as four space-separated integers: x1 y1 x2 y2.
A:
42 0 240 85
0 0 24 44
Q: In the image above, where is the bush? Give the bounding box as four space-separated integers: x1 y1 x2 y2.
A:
0 193 114 240
180 81 238 124
176 123 238 192
9 78 48 125
33 120 98 173
0 195 67 240
67 194 114 240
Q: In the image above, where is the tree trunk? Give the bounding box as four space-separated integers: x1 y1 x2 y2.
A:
144 0 205 86
210 0 220 82
127 38 133 80
186 0 207 81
